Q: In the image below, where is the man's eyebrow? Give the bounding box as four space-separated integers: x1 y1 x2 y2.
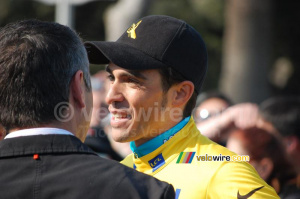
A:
105 65 112 74
126 69 147 80
105 65 147 80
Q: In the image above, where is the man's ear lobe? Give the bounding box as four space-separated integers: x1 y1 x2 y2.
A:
70 70 85 108
172 81 194 107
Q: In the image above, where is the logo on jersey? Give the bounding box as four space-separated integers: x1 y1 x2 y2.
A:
148 153 165 172
176 152 195 164
127 20 142 39
237 186 264 199
163 135 174 143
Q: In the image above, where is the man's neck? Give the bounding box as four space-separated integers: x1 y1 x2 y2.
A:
134 116 184 147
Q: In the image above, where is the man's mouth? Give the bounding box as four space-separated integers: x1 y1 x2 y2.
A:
112 113 132 121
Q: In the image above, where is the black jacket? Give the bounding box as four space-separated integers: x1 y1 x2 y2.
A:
0 134 175 199
84 127 123 161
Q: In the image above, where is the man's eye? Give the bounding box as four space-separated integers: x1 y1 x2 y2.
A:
128 78 139 83
107 74 114 81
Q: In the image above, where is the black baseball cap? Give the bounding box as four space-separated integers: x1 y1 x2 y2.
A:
84 15 208 93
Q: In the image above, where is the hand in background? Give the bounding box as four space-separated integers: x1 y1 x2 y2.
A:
197 103 261 143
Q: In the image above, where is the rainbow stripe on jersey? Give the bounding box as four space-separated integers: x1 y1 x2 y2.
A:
176 152 195 163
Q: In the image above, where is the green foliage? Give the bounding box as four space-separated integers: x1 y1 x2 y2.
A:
0 0 54 26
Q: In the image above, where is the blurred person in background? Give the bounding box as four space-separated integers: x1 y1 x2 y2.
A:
85 15 279 198
260 96 300 180
227 127 300 198
194 91 233 145
0 19 175 199
196 101 262 145
85 70 131 160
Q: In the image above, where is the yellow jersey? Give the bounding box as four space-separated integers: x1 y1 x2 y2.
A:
122 117 279 199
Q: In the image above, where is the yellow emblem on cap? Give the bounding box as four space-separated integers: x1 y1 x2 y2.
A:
127 20 142 39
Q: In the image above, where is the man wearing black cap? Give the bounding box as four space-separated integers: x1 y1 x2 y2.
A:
85 15 279 198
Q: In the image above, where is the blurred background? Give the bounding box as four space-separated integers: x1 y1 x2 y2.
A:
1 0 299 104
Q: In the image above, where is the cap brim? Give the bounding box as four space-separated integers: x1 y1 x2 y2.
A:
84 41 168 70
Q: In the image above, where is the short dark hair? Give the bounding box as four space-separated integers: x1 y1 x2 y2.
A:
0 19 91 130
158 67 197 118
260 96 300 139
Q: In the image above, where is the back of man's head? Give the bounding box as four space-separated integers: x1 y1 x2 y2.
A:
0 20 91 131
260 96 300 139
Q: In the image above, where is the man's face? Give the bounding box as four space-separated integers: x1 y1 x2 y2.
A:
106 63 178 146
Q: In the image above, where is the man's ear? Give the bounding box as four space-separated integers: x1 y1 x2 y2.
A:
172 81 194 107
70 70 85 109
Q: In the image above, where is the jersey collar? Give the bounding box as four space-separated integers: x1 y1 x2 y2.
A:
130 117 191 158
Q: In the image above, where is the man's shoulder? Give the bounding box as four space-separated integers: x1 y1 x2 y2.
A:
90 155 175 199
197 137 279 198
206 160 279 198
0 136 175 199
68 151 175 198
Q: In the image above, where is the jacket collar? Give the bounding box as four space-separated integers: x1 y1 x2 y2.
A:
4 128 74 139
0 134 96 158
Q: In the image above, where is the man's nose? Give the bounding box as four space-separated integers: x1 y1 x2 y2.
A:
105 82 124 105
